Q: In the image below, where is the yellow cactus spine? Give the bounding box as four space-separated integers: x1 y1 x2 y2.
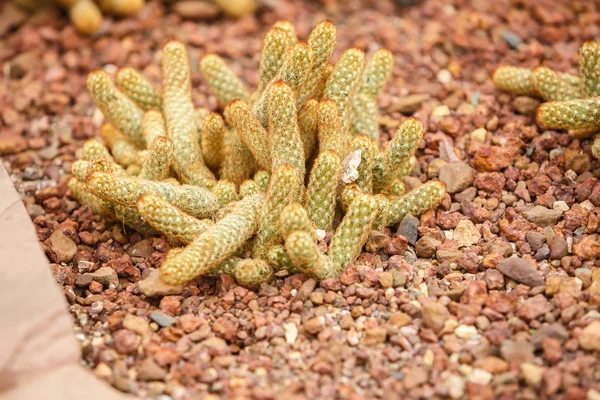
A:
136 194 215 244
253 170 270 192
492 66 538 97
257 26 295 95
317 99 346 157
159 194 264 285
328 193 378 268
162 41 216 188
253 164 299 259
531 67 581 101
211 179 239 206
536 97 600 130
239 179 260 197
115 67 162 111
139 136 173 181
200 112 225 170
386 181 446 225
304 150 342 231
298 99 319 160
225 100 271 170
87 70 145 147
199 54 250 107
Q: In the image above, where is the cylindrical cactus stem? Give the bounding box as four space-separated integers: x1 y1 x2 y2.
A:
318 99 346 157
371 194 391 232
579 41 600 98
266 245 296 272
199 54 250 107
328 193 378 269
272 20 298 46
324 48 366 135
225 100 271 170
298 99 319 160
350 134 376 193
113 204 158 234
387 178 407 197
67 0 103 35
71 160 90 181
592 136 600 161
531 67 581 101
82 138 112 161
297 20 338 106
284 231 337 280
142 110 167 147
200 112 225 170
314 64 334 100
219 129 256 186
304 150 342 231
139 136 174 181
536 97 600 130
267 81 305 195
87 70 145 147
386 181 446 225
492 66 539 97
98 123 139 167
233 258 273 288
115 67 162 111
136 194 215 244
162 41 216 188
350 49 394 140
340 183 363 212
67 177 113 217
252 164 299 259
373 117 424 192
280 202 317 240
211 179 239 206
159 193 264 285
396 156 417 179
254 42 314 127
253 170 270 192
86 171 220 219
257 26 296 96
240 179 260 197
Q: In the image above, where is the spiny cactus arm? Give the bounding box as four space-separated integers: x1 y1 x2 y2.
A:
273 20 298 46
266 245 297 273
328 193 378 268
87 70 145 147
371 194 391 232
297 20 338 106
211 179 239 205
219 129 256 186
558 72 581 91
86 172 220 219
386 181 446 225
240 179 260 197
340 183 362 213
113 204 158 235
225 100 271 170
314 64 334 100
162 41 216 188
579 41 600 97
67 177 113 217
536 97 600 130
233 258 274 288
253 170 270 192
200 112 226 170
267 81 305 192
350 134 376 193
531 67 582 101
115 67 162 111
284 231 337 280
255 42 314 127
298 99 319 160
252 164 299 259
159 193 264 285
280 202 317 240
98 123 139 167
373 118 423 192
304 150 342 231
323 48 366 135
142 110 167 148
139 136 173 181
82 138 128 173
492 66 539 97
257 26 296 96
396 156 417 179
317 99 345 156
199 54 250 107
357 49 394 98
350 93 379 141
387 177 407 197
136 194 215 244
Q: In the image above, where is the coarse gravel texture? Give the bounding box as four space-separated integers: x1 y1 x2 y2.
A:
2 0 600 399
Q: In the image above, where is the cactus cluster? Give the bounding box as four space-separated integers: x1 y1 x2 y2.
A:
15 0 144 35
69 20 446 289
493 41 600 160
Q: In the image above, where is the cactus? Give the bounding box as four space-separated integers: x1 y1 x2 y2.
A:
71 21 445 289
494 41 600 162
